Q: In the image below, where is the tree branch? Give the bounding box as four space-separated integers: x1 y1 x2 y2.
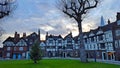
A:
84 0 98 10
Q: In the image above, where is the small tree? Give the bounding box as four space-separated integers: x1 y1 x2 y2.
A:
30 41 42 64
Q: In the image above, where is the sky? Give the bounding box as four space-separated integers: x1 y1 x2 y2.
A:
0 0 120 46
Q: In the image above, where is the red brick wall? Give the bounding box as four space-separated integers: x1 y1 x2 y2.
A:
3 46 28 59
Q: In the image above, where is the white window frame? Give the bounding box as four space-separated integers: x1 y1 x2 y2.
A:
22 53 25 57
7 47 11 51
6 53 10 57
19 47 23 51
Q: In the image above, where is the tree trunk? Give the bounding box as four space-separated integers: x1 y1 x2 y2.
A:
34 60 37 64
78 20 88 62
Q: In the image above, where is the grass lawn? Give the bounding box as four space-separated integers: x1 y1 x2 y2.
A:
0 59 120 68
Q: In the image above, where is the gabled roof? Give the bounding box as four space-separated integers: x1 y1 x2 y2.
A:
82 22 117 38
47 34 63 40
73 36 79 43
27 32 38 38
3 32 39 46
3 37 14 44
64 32 73 39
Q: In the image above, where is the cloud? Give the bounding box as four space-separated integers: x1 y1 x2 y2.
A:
0 0 120 45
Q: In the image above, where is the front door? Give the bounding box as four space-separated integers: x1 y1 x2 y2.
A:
102 52 107 60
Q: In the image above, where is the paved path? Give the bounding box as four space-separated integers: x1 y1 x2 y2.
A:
88 59 120 65
43 57 120 65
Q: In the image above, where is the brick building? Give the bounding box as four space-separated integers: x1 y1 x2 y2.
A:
2 30 40 59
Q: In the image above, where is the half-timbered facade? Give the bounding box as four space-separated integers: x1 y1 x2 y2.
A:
1 12 120 61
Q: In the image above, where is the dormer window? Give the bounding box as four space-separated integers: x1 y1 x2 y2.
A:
32 34 36 37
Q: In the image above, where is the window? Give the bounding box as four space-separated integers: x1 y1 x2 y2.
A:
89 45 91 49
98 35 103 41
67 38 72 43
116 30 120 36
20 40 24 46
22 53 25 57
117 20 120 25
7 53 10 57
29 40 33 44
84 38 87 43
100 43 105 49
7 47 11 51
91 37 94 42
115 41 118 48
19 47 23 51
58 40 62 43
14 47 16 51
93 45 96 49
49 39 53 44
32 34 36 37
94 37 96 42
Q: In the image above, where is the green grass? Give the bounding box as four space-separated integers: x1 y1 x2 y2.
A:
0 59 120 68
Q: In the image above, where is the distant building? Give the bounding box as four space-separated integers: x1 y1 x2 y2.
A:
83 12 120 61
64 32 75 57
114 12 120 61
40 40 46 57
45 33 64 57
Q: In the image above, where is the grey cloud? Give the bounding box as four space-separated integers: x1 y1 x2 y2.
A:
1 0 120 43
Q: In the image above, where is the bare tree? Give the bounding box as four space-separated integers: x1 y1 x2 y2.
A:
0 0 15 18
57 0 99 62
0 0 16 39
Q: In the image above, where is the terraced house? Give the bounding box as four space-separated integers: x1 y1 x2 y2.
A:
43 32 78 58
83 12 120 61
39 12 120 60
2 30 40 59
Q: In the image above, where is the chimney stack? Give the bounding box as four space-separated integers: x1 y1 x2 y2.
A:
23 32 26 38
117 12 120 21
14 31 17 38
14 32 20 43
108 19 110 24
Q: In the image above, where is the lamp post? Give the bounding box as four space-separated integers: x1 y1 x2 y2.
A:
94 45 97 62
63 46 65 58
